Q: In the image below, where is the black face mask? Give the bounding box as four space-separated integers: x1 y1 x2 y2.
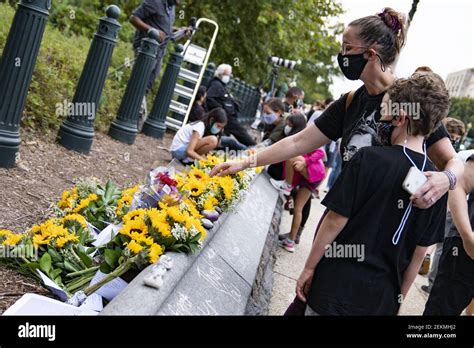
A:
337 52 368 80
376 120 395 146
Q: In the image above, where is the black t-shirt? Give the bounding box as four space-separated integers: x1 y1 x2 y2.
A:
206 78 240 117
307 145 447 315
132 0 176 50
314 85 449 168
188 103 205 123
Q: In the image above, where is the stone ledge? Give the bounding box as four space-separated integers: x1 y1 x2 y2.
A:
101 173 279 315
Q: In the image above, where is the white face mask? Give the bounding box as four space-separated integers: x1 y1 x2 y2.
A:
221 75 231 84
284 125 292 136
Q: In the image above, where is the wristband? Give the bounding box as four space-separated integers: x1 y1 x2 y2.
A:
443 169 457 190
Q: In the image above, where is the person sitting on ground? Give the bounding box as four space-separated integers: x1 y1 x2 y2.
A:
270 114 326 252
424 152 474 316
296 72 450 315
261 98 287 146
170 108 227 162
206 64 256 147
188 86 207 123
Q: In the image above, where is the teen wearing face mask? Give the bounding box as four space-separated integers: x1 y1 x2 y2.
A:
210 7 464 315
170 108 227 162
297 72 450 315
261 98 287 145
206 64 256 147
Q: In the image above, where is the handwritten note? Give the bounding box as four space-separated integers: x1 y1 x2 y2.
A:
89 270 128 301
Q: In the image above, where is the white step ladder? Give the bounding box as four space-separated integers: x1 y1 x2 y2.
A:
165 18 219 131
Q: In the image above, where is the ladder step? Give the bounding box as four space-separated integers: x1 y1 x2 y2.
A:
166 116 183 127
169 100 189 115
165 119 183 131
178 68 199 83
174 84 194 99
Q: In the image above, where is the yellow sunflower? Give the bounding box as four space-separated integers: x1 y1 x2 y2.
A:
122 208 147 224
61 214 88 228
184 179 205 197
148 243 164 264
119 218 148 237
126 239 143 254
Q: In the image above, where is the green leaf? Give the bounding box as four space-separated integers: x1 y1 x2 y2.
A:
104 249 119 268
39 253 52 274
85 247 97 255
99 262 112 274
47 246 63 263
50 268 63 279
77 250 93 268
64 260 79 273
54 262 65 269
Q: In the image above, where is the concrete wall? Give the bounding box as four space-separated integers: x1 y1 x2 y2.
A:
101 173 280 315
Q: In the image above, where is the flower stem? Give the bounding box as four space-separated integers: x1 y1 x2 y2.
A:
83 256 137 296
66 266 100 278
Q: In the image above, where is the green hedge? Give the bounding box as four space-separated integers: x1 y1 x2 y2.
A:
0 2 145 133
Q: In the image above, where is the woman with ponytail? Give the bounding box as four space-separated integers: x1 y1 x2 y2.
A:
211 8 463 315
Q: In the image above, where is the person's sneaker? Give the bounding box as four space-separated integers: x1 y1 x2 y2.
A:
279 238 295 252
278 233 289 241
270 178 292 196
421 285 431 294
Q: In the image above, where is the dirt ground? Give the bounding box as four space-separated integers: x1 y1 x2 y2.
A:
0 129 174 313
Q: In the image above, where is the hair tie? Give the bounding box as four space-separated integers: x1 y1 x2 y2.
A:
377 11 401 32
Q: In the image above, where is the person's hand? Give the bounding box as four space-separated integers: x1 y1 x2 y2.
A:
157 29 167 42
296 268 314 302
293 160 306 173
410 171 450 209
184 26 194 37
210 161 248 177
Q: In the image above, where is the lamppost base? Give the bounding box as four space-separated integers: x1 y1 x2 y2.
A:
108 120 138 145
57 121 94 154
142 119 166 139
0 144 19 168
0 130 21 168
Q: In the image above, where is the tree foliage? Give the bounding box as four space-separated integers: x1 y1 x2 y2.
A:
0 0 344 132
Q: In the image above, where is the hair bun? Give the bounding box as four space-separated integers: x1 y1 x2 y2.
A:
377 9 402 32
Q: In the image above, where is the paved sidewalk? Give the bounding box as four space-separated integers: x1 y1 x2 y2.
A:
269 193 431 315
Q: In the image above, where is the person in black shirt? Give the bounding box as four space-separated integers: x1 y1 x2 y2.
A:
209 8 463 314
188 86 207 123
296 72 450 315
131 0 178 93
424 155 474 315
206 64 256 147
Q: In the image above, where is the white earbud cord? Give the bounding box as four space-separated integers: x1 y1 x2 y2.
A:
392 140 427 245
